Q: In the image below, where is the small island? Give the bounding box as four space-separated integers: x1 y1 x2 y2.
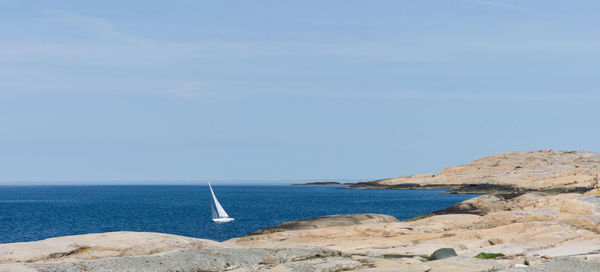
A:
291 181 343 186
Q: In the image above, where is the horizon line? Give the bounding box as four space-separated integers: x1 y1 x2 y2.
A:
0 178 373 186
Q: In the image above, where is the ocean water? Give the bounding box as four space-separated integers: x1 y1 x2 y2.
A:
0 185 479 244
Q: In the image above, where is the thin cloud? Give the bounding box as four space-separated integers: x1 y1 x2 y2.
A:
2 9 593 67
39 9 140 42
312 91 600 102
7 9 446 64
169 81 246 101
468 0 535 11
3 8 597 102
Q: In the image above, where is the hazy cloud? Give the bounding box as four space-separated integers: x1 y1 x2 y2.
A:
39 9 140 42
1 8 598 101
312 91 600 102
169 81 247 101
468 0 535 11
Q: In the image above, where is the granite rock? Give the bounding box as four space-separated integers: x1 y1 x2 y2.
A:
349 150 600 191
247 214 399 236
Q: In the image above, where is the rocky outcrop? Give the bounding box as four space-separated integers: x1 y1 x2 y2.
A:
0 231 223 264
247 214 399 236
348 150 600 192
226 190 600 271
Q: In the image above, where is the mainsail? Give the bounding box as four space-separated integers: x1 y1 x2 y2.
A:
208 183 229 219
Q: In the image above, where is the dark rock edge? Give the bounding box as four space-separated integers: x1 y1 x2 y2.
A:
346 181 592 195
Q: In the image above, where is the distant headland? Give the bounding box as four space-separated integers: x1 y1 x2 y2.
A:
347 149 600 194
292 181 344 186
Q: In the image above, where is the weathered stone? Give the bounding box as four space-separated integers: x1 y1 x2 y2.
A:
279 257 363 272
509 256 526 267
22 248 347 272
392 263 432 272
425 256 508 272
526 256 544 266
348 150 600 192
0 231 224 264
0 264 36 272
247 214 399 236
501 257 600 272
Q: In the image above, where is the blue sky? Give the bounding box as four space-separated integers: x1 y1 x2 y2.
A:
1 0 599 183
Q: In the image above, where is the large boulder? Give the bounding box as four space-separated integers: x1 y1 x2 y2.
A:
429 248 457 261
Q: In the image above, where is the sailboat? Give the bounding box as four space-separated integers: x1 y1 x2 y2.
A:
208 183 234 223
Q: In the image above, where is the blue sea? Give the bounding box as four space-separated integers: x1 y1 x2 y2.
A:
0 185 479 244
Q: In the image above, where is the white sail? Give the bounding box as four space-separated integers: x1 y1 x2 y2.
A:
208 183 230 219
210 198 218 219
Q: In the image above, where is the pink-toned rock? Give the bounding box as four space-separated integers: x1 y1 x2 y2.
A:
247 214 399 236
0 231 225 264
356 150 600 190
227 189 600 268
560 199 596 215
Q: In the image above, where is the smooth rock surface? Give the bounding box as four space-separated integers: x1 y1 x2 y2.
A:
350 150 600 191
227 190 600 270
0 231 224 264
247 214 399 235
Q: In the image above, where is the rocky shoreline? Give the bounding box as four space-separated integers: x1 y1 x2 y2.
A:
4 189 600 272
348 182 593 195
346 150 600 195
2 149 600 271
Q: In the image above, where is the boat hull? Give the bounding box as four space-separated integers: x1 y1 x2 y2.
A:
212 217 235 223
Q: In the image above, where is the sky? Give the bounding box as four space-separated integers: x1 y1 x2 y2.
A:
1 0 599 184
